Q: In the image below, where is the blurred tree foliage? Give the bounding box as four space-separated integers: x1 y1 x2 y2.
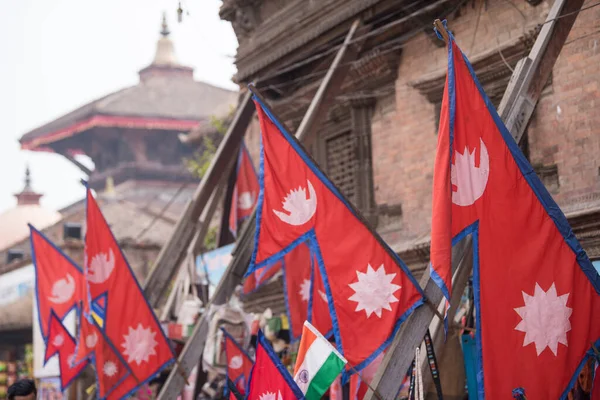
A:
184 112 232 178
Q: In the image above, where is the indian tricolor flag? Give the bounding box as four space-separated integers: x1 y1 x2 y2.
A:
293 321 347 399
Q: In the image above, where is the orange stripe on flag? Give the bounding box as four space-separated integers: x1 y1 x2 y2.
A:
294 322 318 376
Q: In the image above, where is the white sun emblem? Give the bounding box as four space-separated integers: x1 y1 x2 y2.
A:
103 360 118 377
121 324 158 365
53 334 65 347
299 279 311 302
259 391 283 400
273 180 317 226
514 283 572 356
348 264 401 318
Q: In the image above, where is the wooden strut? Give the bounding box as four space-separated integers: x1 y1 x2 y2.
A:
142 91 255 308
157 18 365 399
364 2 585 399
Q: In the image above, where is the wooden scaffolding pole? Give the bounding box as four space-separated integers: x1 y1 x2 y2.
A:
143 92 254 307
157 19 364 399
365 1 585 398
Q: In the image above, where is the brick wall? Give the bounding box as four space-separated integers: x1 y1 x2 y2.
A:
527 0 600 207
374 0 600 247
240 0 600 253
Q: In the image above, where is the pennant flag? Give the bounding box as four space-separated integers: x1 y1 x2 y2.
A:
431 28 600 398
293 321 346 400
30 225 85 339
248 95 423 379
282 240 313 341
229 141 260 236
85 188 175 390
74 311 131 399
246 330 305 400
221 328 254 397
44 311 88 391
242 260 282 296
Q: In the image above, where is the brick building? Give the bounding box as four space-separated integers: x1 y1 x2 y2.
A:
225 0 600 287
220 0 600 396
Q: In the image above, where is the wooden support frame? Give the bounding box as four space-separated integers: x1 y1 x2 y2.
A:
157 19 364 399
143 92 253 307
365 1 585 398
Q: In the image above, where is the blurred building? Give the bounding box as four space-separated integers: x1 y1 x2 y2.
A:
0 14 237 389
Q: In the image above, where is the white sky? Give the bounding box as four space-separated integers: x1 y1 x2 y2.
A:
0 0 238 213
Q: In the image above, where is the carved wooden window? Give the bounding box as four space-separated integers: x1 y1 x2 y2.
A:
325 130 357 204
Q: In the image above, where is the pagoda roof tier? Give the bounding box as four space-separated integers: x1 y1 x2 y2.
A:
20 77 238 152
20 13 238 152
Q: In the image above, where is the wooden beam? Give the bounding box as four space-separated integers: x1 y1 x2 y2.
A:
295 19 361 146
365 1 584 398
143 91 253 306
157 19 365 399
62 153 93 176
499 0 585 142
217 164 238 248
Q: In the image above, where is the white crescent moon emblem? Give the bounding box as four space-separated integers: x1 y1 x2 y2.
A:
48 273 76 304
451 138 490 207
273 180 317 226
87 248 116 284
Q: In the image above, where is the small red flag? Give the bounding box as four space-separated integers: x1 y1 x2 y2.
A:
74 311 131 398
44 311 88 391
30 225 85 339
246 330 305 399
85 188 174 389
229 141 260 236
222 328 254 396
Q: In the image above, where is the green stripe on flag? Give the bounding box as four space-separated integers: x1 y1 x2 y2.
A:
305 352 346 400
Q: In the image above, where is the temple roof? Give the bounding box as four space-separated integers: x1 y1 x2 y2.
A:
0 167 62 250
20 14 238 151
